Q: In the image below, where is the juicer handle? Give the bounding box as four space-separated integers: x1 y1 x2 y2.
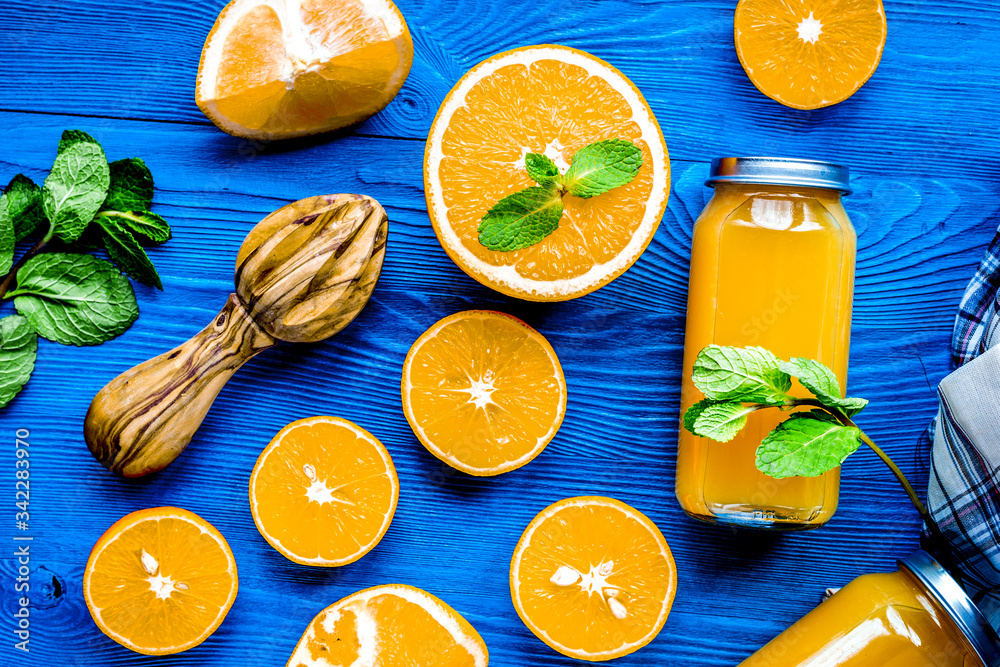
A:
84 294 276 477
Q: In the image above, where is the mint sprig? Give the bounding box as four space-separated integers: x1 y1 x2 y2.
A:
682 344 938 540
524 153 560 186
0 315 36 408
10 253 138 346
478 139 643 252
562 139 643 198
0 130 174 410
479 187 564 252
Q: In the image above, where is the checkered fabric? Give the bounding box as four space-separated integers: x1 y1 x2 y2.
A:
932 229 1000 629
951 230 1000 365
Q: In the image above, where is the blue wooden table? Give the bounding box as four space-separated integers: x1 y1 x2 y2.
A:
2 0 999 664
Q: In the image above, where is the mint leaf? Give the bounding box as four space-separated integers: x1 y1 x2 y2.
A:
756 410 861 478
563 139 642 198
2 175 45 242
683 398 719 434
99 210 171 245
525 153 561 186
781 357 868 417
11 253 138 346
97 216 162 289
837 397 869 417
0 200 12 276
0 315 37 408
58 129 99 154
781 357 841 401
43 142 111 243
693 402 758 442
479 186 564 251
692 345 792 404
103 158 154 212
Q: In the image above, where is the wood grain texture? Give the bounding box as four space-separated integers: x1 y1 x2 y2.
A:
84 293 276 477
84 195 387 477
2 1 1000 180
0 0 998 665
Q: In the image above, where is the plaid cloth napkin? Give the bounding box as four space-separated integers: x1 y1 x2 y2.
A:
930 229 1000 626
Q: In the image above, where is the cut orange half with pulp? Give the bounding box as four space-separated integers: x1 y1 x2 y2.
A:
287 584 489 666
510 496 677 661
83 507 238 655
734 0 887 110
249 416 398 566
196 0 413 140
424 45 670 301
401 310 567 476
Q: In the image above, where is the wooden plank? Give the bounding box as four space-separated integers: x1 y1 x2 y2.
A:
2 1 1000 179
0 108 994 665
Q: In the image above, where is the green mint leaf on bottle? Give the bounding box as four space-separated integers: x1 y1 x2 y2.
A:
691 345 792 404
478 139 642 252
102 158 154 212
0 315 37 408
680 344 943 543
683 398 718 433
562 139 643 198
43 142 111 243
97 216 162 289
756 410 862 478
2 175 45 242
780 357 868 417
692 402 759 442
478 186 564 252
10 253 138 346
524 153 561 186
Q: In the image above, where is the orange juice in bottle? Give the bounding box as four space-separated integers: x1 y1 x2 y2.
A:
676 157 856 530
740 551 1000 666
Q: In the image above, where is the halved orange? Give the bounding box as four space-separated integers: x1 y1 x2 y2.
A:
196 0 413 140
83 507 238 655
734 0 887 110
249 416 398 566
401 310 567 476
287 584 489 666
510 497 677 661
424 45 670 301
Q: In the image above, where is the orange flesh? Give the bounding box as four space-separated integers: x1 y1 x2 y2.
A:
288 586 487 667
676 184 856 528
735 0 887 109
511 498 676 660
740 571 982 666
404 312 565 473
86 512 236 653
438 59 655 282
252 418 396 564
203 0 409 136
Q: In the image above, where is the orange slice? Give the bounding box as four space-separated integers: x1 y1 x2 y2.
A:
196 0 413 140
287 584 489 666
424 45 670 301
401 310 567 476
83 507 238 655
510 497 677 661
734 0 887 110
249 416 398 566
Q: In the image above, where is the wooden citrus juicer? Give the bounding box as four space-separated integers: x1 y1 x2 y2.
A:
84 194 388 477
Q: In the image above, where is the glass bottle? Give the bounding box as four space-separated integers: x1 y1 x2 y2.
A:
740 551 1000 666
676 157 856 529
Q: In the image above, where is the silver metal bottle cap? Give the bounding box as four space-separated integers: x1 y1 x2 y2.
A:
706 157 852 195
900 550 1000 667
